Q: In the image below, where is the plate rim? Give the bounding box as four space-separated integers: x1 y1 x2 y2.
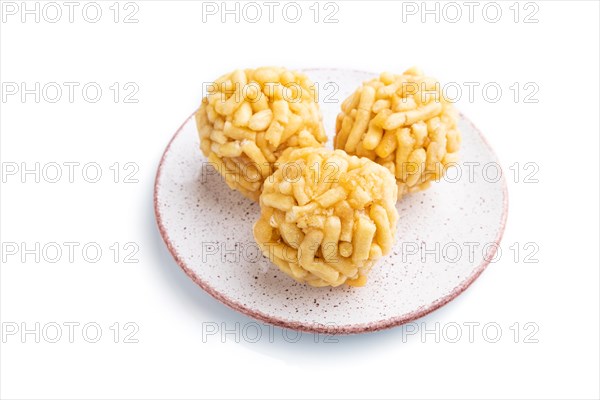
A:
154 72 509 335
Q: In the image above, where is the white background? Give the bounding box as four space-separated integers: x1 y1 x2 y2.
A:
1 1 599 399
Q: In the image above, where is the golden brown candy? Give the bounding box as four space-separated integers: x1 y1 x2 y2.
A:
335 68 461 197
196 67 327 201
253 147 398 287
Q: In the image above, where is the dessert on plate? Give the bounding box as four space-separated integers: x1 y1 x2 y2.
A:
196 67 327 201
253 147 399 287
334 67 461 197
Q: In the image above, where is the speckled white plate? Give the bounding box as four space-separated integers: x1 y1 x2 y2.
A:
154 68 508 334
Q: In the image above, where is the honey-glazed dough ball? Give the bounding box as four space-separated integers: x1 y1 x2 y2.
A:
334 67 461 197
196 67 327 201
253 147 399 288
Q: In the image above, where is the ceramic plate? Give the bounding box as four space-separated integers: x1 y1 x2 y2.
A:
154 68 508 334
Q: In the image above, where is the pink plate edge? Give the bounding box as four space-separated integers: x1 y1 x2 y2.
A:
153 73 509 335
